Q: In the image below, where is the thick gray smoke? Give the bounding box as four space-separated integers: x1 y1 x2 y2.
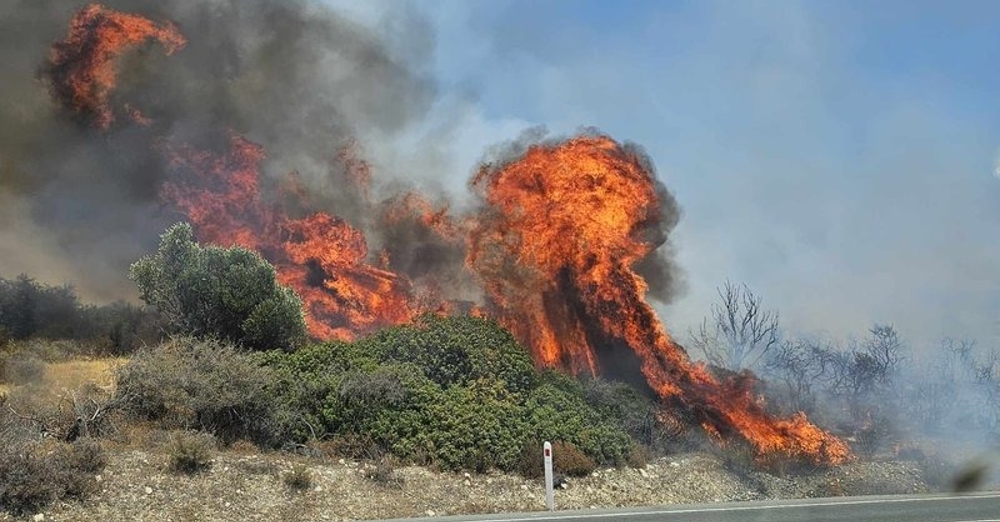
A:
0 0 685 314
0 0 434 300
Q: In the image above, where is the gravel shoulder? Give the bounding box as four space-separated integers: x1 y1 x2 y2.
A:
0 446 940 522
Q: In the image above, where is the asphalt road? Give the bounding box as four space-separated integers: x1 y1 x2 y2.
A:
380 493 1000 522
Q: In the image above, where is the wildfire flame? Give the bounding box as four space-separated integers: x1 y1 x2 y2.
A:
469 136 849 464
158 135 417 341
47 4 186 129
46 4 850 465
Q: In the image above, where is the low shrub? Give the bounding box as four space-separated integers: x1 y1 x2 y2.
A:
283 465 313 492
523 372 634 466
363 457 404 488
311 433 383 461
582 377 658 445
168 431 216 474
421 379 526 472
0 439 107 515
515 442 547 478
719 440 758 479
116 337 292 447
626 444 651 469
1 353 45 385
515 440 602 479
54 439 106 499
251 319 643 473
0 450 62 515
552 441 597 477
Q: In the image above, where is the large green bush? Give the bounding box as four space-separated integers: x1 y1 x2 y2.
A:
115 316 642 473
422 378 528 472
254 318 635 472
357 315 538 393
523 371 634 466
129 222 306 351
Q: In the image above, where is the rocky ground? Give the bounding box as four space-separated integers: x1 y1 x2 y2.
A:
0 444 952 522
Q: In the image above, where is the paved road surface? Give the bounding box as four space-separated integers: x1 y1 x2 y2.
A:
381 493 1000 522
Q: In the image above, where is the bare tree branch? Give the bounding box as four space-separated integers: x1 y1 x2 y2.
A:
689 280 779 371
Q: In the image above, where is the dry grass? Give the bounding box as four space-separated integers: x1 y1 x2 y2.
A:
43 358 124 391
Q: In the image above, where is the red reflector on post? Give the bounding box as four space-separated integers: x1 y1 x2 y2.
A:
544 449 550 457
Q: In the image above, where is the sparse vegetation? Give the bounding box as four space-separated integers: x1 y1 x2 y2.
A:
116 336 292 447
0 434 107 515
363 457 405 488
168 430 216 474
283 465 313 492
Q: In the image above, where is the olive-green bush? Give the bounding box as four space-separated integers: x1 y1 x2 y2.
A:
116 316 642 473
255 317 635 472
130 223 306 351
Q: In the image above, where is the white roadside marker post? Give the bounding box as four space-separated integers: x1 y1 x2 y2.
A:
544 441 554 511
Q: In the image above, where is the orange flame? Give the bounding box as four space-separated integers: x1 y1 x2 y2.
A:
48 4 186 129
468 136 849 464
160 136 416 340
48 4 850 465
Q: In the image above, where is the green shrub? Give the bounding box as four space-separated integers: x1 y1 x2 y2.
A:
357 315 538 392
523 372 633 466
168 431 216 474
252 320 639 473
129 223 306 351
421 379 528 472
116 337 292 446
582 377 658 445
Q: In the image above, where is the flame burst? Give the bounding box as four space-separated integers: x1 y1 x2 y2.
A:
47 4 851 465
48 4 186 129
160 136 416 340
469 136 849 464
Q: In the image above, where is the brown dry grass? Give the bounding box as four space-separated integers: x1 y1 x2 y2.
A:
43 358 125 391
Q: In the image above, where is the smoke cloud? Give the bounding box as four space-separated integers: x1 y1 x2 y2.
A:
0 0 438 300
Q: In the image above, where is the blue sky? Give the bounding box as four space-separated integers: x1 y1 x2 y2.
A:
327 0 1000 353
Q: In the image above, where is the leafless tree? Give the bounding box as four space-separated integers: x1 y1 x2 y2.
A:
828 324 905 400
907 338 976 433
762 337 838 415
689 281 780 371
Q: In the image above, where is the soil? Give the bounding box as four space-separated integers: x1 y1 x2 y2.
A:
0 445 946 522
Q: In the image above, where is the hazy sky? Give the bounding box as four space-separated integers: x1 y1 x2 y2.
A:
327 0 1000 353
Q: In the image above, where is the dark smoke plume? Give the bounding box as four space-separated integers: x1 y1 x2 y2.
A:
0 0 434 300
0 1 683 314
